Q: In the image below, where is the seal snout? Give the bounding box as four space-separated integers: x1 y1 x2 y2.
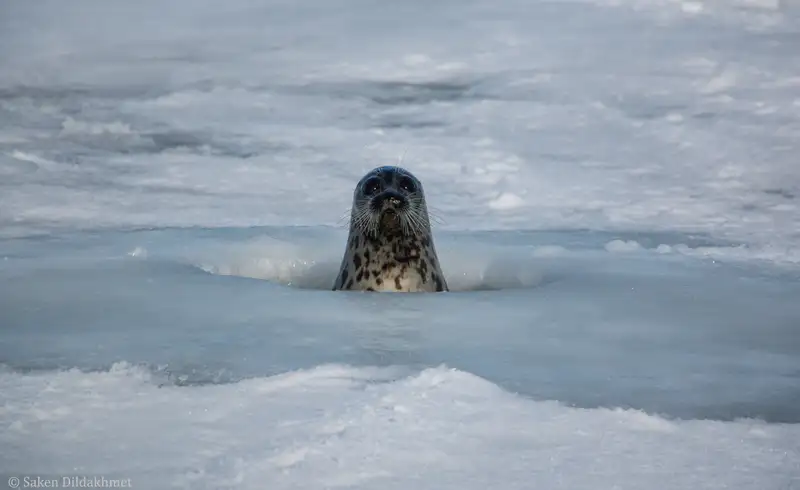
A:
371 190 408 214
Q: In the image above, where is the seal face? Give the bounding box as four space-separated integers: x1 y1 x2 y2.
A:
333 165 448 293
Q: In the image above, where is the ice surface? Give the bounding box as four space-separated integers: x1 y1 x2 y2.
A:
2 0 800 250
2 363 800 490
1 0 799 488
1 227 799 489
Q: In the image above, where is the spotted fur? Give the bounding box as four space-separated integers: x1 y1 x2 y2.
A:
333 166 448 293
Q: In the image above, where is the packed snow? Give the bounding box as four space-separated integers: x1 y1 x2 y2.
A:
1 0 799 489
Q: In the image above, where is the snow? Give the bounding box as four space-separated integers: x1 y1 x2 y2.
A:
2 0 800 246
605 239 644 252
2 363 799 490
1 0 799 488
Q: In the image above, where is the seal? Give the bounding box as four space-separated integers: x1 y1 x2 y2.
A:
333 165 448 293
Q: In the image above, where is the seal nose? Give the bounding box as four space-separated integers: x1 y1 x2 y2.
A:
373 190 407 212
383 191 405 207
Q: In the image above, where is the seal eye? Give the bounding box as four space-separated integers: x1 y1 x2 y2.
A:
398 176 416 193
363 177 381 196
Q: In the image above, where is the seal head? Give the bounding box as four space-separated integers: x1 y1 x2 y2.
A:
333 165 448 292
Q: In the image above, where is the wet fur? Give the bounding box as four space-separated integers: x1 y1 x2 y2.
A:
333 166 448 293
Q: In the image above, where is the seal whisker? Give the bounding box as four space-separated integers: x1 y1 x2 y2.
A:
397 147 409 167
401 209 420 233
337 208 354 227
408 211 430 237
354 210 376 236
411 204 441 227
428 214 445 226
400 214 412 237
350 210 369 234
405 200 431 231
399 211 415 236
424 205 446 226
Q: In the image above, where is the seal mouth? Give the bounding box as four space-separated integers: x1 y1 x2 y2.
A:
363 190 413 236
379 208 401 231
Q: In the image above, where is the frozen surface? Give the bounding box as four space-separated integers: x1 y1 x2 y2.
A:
2 0 800 251
2 227 799 489
1 0 800 488
3 363 800 490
